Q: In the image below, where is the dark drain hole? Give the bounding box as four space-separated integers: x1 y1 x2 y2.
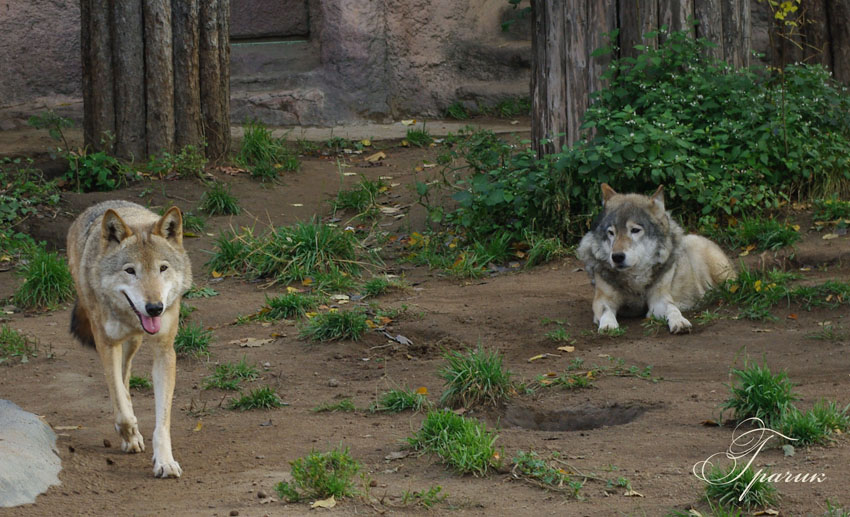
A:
504 403 647 432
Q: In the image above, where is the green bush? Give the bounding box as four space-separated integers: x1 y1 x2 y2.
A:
430 29 850 243
237 119 299 179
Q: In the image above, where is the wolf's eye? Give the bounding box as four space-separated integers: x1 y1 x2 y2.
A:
125 267 136 275
630 227 642 234
160 265 168 272
607 229 615 237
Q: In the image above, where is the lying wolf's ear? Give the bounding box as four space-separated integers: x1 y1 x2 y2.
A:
601 183 617 204
650 185 665 212
101 209 133 246
154 206 183 246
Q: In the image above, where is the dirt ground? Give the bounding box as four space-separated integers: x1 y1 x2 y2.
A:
2 127 850 516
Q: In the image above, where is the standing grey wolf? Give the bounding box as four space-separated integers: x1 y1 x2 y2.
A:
577 184 734 334
67 200 192 478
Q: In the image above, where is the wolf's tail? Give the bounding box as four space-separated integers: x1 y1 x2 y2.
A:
70 301 95 347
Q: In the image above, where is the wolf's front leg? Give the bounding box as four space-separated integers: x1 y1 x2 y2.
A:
151 329 181 478
591 281 621 332
96 336 144 453
647 295 692 334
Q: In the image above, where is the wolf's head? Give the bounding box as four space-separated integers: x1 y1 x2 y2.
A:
585 184 676 272
98 207 191 335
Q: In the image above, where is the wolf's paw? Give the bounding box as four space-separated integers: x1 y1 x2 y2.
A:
153 457 182 478
117 425 145 453
597 313 619 332
667 315 692 334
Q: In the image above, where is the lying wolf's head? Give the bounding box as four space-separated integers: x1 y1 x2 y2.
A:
582 184 676 272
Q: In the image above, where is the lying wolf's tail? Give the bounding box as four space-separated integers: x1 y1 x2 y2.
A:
70 301 95 347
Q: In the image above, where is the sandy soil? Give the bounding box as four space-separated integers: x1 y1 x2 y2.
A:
2 130 850 516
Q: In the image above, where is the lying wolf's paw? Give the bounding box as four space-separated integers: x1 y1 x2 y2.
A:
667 315 692 334
153 458 182 478
597 313 619 332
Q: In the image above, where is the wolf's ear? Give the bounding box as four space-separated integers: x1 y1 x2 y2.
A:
154 206 183 246
601 183 617 204
650 185 665 212
101 209 133 246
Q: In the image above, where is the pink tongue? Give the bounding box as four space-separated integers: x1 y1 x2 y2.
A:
141 315 162 334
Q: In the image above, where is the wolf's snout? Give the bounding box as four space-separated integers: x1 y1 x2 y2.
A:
611 252 626 265
145 302 164 317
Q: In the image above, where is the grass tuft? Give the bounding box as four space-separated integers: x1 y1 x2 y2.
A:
129 375 152 389
0 325 38 364
229 385 284 410
721 361 798 426
275 445 361 502
703 464 778 511
299 310 368 342
174 322 212 357
12 246 74 310
199 182 241 216
237 119 299 179
261 292 322 320
408 409 498 476
372 387 429 413
312 398 357 413
438 345 513 408
203 357 259 390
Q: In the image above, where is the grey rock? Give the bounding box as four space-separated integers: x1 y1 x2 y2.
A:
0 399 62 508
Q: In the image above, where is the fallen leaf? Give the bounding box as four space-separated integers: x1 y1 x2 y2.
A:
384 451 409 461
415 386 428 395
342 172 357 176
360 139 372 147
54 425 82 431
229 337 274 348
330 294 350 302
211 270 222 278
305 311 318 319
701 419 720 427
751 328 773 333
823 233 839 240
302 277 314 286
311 495 336 509
379 206 401 214
291 203 304 207
556 345 575 353
624 489 644 497
782 444 795 457
287 286 304 294
787 313 797 320
527 354 546 362
753 510 780 516
365 151 386 163
401 119 416 126
193 421 203 432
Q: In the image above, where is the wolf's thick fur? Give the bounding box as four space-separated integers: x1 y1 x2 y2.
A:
67 200 192 478
577 184 734 334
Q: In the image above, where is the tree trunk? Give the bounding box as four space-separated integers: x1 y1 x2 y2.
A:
531 0 568 157
81 0 230 160
144 0 175 157
112 0 145 160
172 0 204 150
827 0 850 83
80 0 115 152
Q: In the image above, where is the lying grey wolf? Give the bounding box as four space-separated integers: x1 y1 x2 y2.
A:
67 200 191 478
577 184 734 334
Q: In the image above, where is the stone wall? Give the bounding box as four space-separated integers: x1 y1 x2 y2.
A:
0 0 532 130
0 1 797 131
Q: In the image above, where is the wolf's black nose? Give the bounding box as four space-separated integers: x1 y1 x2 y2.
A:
611 252 626 264
146 302 164 317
